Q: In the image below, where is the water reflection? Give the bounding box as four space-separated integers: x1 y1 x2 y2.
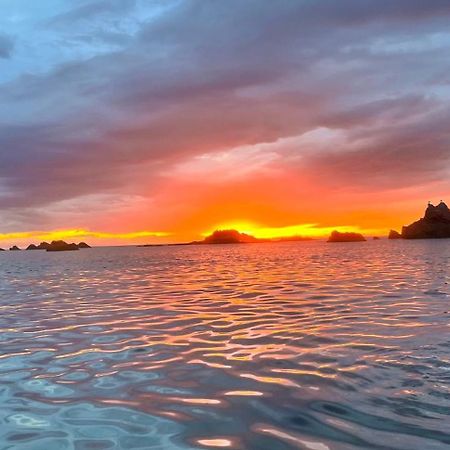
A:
0 241 449 449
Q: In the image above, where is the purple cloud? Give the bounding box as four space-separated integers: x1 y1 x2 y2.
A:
0 0 450 231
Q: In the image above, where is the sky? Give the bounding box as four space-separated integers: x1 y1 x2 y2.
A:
1 0 450 247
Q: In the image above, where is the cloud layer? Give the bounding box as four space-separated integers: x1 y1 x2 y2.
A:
1 0 450 242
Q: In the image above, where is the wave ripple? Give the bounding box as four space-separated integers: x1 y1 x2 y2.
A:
0 240 449 449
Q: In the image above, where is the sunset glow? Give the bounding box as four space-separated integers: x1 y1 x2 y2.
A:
1 2 449 449
0 1 449 247
0 229 170 247
202 222 386 240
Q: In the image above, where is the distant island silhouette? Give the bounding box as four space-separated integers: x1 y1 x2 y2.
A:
139 229 313 247
2 241 92 252
2 201 450 252
46 241 80 252
197 229 262 244
327 231 366 243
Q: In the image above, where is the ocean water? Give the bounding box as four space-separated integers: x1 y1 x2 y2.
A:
0 240 449 450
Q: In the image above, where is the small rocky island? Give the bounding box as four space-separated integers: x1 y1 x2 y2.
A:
45 241 91 252
196 230 313 245
328 231 366 243
3 241 92 252
388 230 401 239
46 241 80 252
196 229 262 244
391 201 450 239
140 229 312 247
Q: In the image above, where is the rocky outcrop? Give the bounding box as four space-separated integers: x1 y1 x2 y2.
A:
402 202 450 239
9 245 21 251
0 248 5 251
199 229 261 244
4 241 91 252
46 240 79 252
328 231 366 243
37 242 51 250
388 230 401 239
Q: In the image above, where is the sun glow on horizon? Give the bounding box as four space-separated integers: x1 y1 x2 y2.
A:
0 228 171 244
202 222 388 239
0 221 392 248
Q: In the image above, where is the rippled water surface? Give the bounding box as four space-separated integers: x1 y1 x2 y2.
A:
0 241 450 450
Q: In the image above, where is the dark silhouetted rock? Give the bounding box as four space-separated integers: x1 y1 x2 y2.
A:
327 231 366 243
388 230 402 240
200 229 261 244
37 242 51 250
26 244 39 250
78 242 91 249
0 248 5 251
402 201 450 239
373 236 380 240
9 246 21 251
46 240 79 252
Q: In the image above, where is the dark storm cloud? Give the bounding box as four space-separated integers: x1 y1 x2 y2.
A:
0 0 450 223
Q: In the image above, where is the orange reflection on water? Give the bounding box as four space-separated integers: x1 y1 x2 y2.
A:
173 397 222 405
99 398 140 407
188 359 232 369
254 424 330 450
223 390 264 397
271 367 337 379
197 438 233 447
240 373 301 388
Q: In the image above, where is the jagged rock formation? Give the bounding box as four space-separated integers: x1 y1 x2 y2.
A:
4 241 91 253
46 240 79 252
37 242 51 250
0 248 5 251
402 201 450 239
388 230 402 239
328 231 366 243
9 245 21 251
